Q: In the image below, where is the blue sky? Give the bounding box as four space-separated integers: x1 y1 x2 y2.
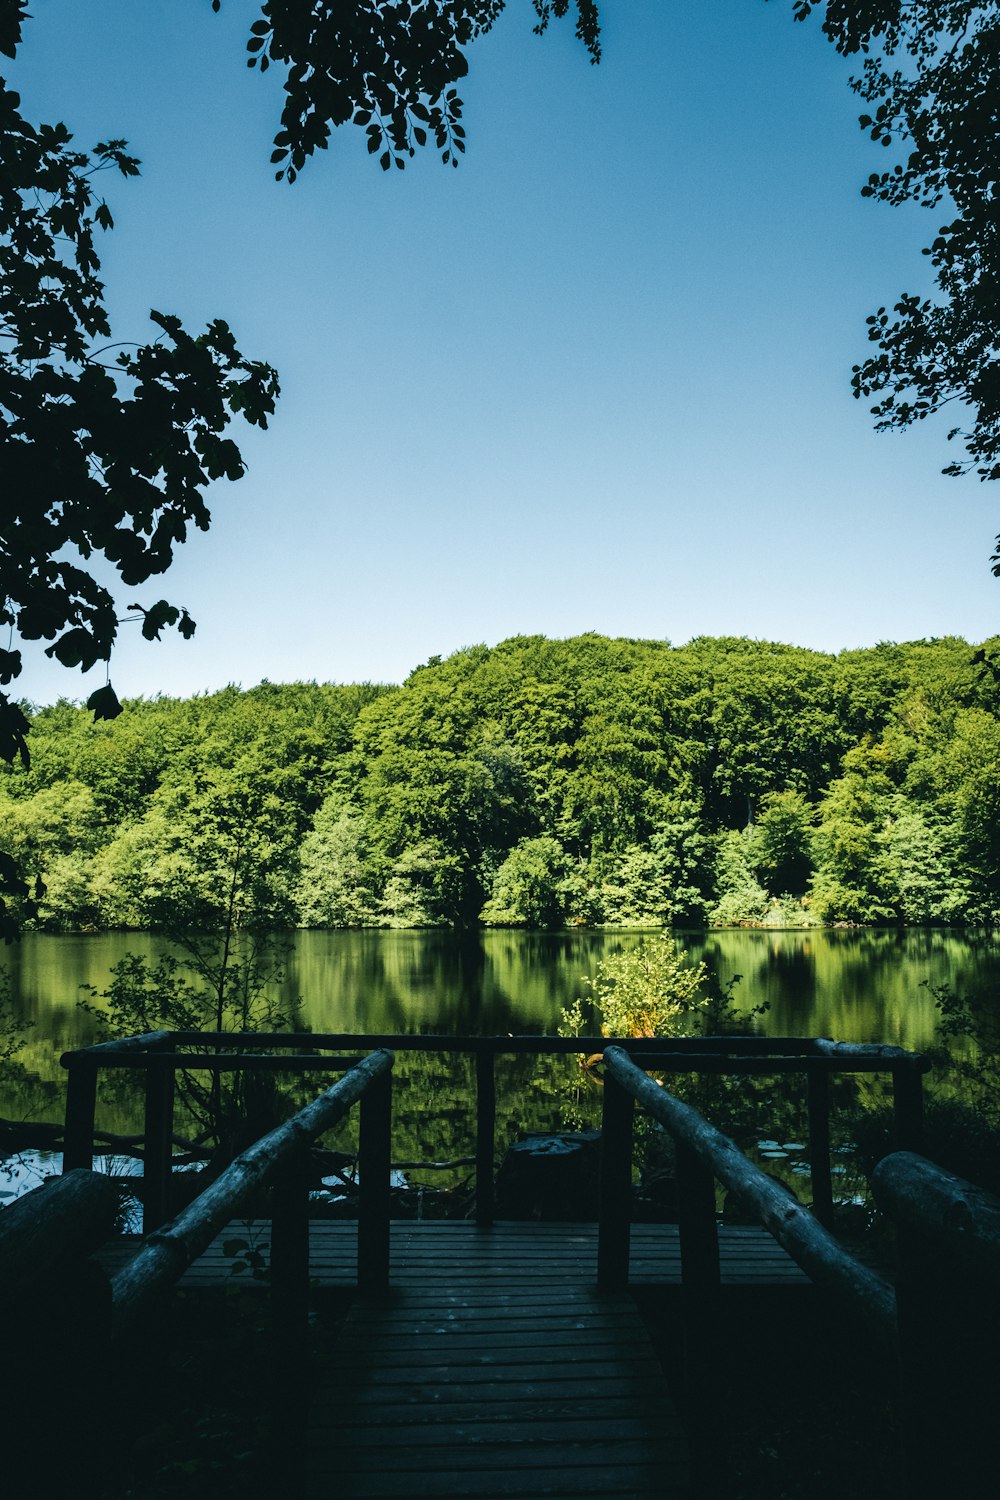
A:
10 0 999 701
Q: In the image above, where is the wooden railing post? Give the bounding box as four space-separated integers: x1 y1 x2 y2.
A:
597 1070 634 1291
892 1213 952 1499
475 1046 496 1228
3 1172 119 1500
142 1057 175 1232
892 1062 924 1153
807 1064 834 1227
358 1066 392 1293
676 1139 720 1289
63 1058 97 1172
873 1152 1000 1498
677 1135 722 1495
268 1145 312 1499
271 1144 312 1352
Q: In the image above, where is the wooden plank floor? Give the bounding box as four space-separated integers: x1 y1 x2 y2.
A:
308 1280 689 1499
302 1227 803 1497
97 1219 811 1288
98 1221 810 1499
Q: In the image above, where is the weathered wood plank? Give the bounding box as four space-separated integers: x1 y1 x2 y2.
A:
308 1233 690 1499
317 1414 675 1445
319 1354 667 1385
96 1218 811 1289
328 1438 688 1474
313 1373 673 1408
311 1394 674 1428
306 1460 684 1498
336 1318 649 1342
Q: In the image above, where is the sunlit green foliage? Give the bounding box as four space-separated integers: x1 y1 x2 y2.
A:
562 935 710 1039
711 826 771 928
2 634 999 931
480 836 569 928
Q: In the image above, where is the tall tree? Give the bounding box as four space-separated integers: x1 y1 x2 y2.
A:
0 0 278 930
4 0 997 923
790 3 1000 519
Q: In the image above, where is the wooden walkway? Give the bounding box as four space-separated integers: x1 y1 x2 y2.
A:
98 1219 811 1289
310 1280 686 1499
101 1221 807 1499
305 1226 802 1499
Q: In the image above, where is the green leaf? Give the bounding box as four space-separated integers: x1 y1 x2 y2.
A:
86 684 123 722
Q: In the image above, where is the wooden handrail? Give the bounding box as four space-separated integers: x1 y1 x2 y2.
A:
0 1169 121 1289
60 1030 929 1061
109 1048 394 1342
872 1151 1000 1275
66 1052 367 1071
627 1052 923 1073
60 1028 927 1231
60 1030 173 1063
600 1045 898 1343
812 1038 927 1065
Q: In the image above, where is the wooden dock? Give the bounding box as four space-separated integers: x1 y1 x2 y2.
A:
310 1281 686 1498
305 1224 803 1499
98 1219 811 1290
100 1220 807 1498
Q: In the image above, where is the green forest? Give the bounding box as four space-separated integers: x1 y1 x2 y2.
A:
4 632 1000 934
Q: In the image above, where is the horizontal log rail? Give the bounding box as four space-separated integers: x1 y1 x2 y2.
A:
598 1045 898 1346
60 1029 926 1231
64 1051 366 1071
63 1029 932 1058
872 1151 1000 1275
109 1048 394 1343
0 1168 122 1289
871 1153 1000 1497
629 1051 921 1073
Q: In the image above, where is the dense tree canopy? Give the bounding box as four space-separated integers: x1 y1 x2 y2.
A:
3 634 999 934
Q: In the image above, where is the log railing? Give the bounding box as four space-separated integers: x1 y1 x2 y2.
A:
0 1167 121 1291
597 1045 905 1495
61 1029 928 1233
109 1047 394 1343
597 1045 898 1338
872 1152 1000 1498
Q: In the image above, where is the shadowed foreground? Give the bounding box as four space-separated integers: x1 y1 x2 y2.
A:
100 1220 807 1498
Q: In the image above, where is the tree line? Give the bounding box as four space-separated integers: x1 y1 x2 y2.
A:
3 633 1000 933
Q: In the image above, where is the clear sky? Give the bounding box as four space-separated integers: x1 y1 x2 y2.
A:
9 0 999 702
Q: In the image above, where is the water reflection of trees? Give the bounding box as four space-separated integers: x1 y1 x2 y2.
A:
6 928 1000 1153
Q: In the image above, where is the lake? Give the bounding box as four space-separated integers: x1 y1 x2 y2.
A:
3 927 997 1203
3 924 997 1088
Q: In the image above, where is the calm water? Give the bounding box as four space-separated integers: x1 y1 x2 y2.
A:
3 927 998 1191
4 925 998 1071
